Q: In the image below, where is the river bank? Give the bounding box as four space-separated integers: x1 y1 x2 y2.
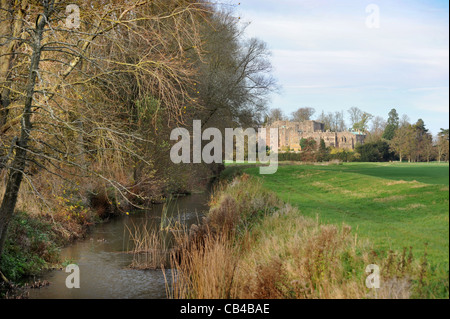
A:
3 192 209 299
0 160 222 297
0 181 210 297
165 169 444 299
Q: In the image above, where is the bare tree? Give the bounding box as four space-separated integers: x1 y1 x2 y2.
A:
317 111 332 131
334 111 347 132
0 0 28 128
348 107 363 130
366 115 386 142
291 107 315 123
347 107 372 132
422 134 434 163
0 0 209 263
316 110 346 132
390 124 415 162
436 129 449 163
193 10 277 129
267 108 285 124
371 116 386 135
400 114 411 128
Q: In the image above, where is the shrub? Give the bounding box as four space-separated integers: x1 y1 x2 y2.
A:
356 140 397 162
0 212 60 281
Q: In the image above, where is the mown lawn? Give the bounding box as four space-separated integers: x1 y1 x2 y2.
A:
241 163 449 272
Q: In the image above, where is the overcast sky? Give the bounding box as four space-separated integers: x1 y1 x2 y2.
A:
234 0 449 135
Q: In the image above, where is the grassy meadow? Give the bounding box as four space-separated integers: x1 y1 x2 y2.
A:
232 163 449 293
166 163 449 299
239 163 449 264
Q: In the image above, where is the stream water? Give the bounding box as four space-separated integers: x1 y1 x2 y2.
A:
28 192 209 299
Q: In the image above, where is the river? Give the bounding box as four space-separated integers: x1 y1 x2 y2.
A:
28 192 209 299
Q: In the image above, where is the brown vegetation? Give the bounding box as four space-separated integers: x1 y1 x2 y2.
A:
159 174 428 299
0 0 276 283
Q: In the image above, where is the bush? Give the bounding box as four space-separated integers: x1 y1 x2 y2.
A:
0 212 60 281
356 141 397 162
278 153 302 162
328 149 358 162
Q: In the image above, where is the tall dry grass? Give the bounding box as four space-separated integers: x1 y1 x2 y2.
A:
126 200 189 270
160 174 424 299
126 219 171 270
233 206 370 299
167 231 240 299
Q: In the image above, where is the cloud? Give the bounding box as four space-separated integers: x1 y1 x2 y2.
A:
236 0 449 133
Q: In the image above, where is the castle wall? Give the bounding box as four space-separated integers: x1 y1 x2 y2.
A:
265 120 366 152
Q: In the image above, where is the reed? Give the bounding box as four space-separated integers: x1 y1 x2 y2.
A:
126 219 170 270
168 231 240 299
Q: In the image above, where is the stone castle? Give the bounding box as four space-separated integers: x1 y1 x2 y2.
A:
266 120 366 152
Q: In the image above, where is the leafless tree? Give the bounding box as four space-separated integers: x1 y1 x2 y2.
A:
0 0 209 262
291 107 315 123
191 10 277 130
436 130 449 163
366 115 386 142
316 110 346 132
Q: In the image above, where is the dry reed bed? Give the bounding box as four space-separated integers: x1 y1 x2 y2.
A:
129 174 427 299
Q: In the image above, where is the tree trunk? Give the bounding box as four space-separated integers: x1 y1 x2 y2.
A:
76 119 86 168
0 10 46 261
0 0 13 128
0 0 28 129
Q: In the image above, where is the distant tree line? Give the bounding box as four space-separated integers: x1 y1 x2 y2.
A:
269 107 449 163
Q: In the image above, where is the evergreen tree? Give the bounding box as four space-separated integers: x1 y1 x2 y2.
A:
382 108 399 140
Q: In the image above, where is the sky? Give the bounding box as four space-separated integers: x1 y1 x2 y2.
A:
233 0 449 135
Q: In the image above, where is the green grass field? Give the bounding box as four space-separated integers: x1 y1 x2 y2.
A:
238 163 449 273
